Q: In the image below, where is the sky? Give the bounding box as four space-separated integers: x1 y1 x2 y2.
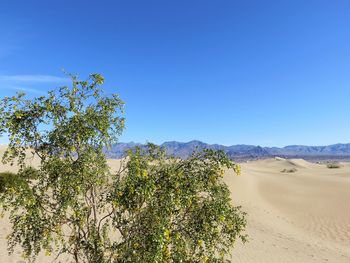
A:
0 0 349 147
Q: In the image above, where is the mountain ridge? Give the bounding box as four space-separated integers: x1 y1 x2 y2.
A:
105 140 350 161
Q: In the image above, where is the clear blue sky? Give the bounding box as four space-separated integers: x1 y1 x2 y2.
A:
0 0 349 147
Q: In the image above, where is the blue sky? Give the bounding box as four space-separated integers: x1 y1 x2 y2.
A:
0 0 349 147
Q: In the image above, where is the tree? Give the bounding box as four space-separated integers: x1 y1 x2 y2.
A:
0 74 246 262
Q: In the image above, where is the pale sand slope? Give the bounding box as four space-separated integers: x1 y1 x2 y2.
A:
227 158 350 263
0 144 349 262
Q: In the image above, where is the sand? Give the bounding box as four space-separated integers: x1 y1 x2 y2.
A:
0 146 350 262
227 157 350 263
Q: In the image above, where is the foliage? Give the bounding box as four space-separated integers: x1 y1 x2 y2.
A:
326 162 342 169
0 171 17 193
0 73 246 262
111 146 247 262
280 168 297 173
0 167 37 193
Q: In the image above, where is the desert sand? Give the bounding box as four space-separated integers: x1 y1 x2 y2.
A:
0 145 349 262
228 158 350 263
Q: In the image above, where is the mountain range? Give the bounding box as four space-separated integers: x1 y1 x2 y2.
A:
105 140 350 161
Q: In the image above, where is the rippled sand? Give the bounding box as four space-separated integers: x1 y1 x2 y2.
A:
228 158 350 263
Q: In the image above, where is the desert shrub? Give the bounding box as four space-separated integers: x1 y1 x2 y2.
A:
0 74 246 262
281 168 297 173
327 162 342 169
112 145 247 262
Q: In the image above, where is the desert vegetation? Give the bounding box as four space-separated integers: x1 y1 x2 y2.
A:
0 74 246 262
280 168 297 173
0 171 16 193
326 162 342 169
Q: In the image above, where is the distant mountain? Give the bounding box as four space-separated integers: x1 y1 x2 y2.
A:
104 142 142 158
267 144 350 156
103 140 349 161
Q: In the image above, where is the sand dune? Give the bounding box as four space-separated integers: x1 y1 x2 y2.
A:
0 148 350 262
226 158 350 263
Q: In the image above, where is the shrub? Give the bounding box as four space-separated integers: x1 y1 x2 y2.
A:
327 162 342 169
281 168 297 173
0 73 247 262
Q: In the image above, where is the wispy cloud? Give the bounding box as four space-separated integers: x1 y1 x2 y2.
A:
0 74 70 94
4 86 44 94
0 75 69 83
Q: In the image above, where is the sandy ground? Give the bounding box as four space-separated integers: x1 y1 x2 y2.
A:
0 146 349 262
228 158 350 263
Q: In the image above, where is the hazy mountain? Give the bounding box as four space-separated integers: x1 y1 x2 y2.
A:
104 141 350 161
267 144 350 156
104 142 142 158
